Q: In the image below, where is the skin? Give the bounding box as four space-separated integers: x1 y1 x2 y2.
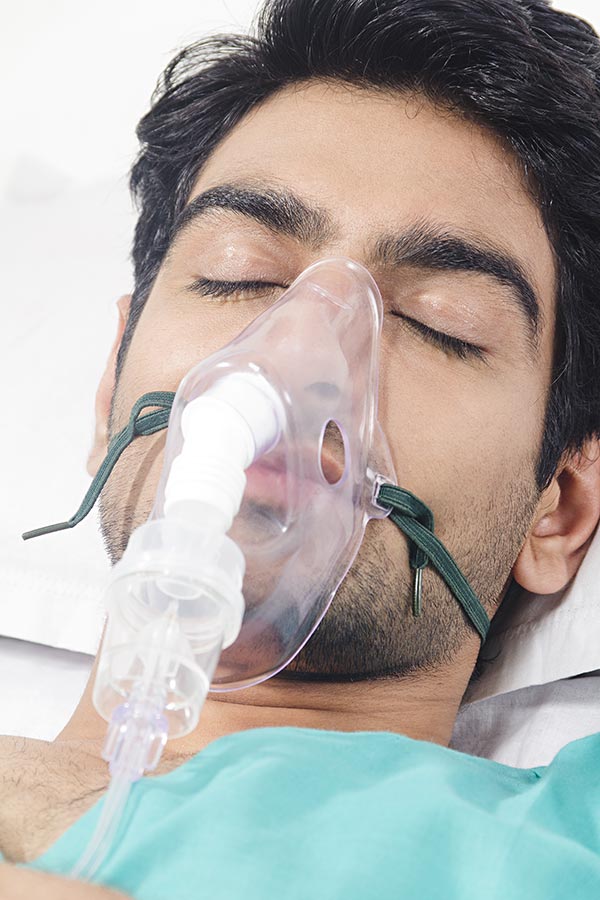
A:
4 80 600 895
0 865 127 899
81 79 599 749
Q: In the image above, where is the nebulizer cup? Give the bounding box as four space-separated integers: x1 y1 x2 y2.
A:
77 257 396 880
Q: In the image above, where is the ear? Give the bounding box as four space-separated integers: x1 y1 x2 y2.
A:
513 441 600 594
87 295 131 477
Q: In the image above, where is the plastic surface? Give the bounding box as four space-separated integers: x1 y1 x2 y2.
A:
153 258 396 690
70 773 131 881
93 258 395 739
93 518 242 737
164 373 285 531
81 258 396 882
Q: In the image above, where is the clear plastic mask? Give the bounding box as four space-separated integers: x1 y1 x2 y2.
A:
150 257 397 690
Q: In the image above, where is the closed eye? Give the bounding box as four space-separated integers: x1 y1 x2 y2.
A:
189 278 486 362
390 311 486 362
188 277 285 300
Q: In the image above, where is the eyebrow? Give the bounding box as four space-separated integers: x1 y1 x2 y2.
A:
171 183 541 344
171 184 334 248
372 224 541 344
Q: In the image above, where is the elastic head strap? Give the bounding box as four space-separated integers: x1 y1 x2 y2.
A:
22 391 176 540
22 391 490 642
376 483 490 642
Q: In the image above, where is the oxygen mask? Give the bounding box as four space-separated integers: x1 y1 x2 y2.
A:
94 258 396 745
23 257 489 880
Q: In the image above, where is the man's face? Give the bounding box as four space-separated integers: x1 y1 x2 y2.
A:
101 81 556 678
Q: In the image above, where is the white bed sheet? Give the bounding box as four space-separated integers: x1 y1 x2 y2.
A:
0 636 93 741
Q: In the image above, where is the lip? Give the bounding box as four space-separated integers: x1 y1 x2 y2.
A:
243 448 345 512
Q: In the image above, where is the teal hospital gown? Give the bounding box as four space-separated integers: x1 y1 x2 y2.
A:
28 726 600 899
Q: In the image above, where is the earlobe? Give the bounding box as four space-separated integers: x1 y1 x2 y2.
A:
513 442 600 595
87 295 132 477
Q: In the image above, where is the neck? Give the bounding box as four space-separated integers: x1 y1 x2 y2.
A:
58 642 478 758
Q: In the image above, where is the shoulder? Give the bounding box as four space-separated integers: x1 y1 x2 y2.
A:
0 735 108 864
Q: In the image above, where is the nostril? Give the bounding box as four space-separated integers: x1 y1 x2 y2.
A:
307 381 340 401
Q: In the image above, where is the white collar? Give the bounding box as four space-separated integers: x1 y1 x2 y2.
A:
463 524 600 703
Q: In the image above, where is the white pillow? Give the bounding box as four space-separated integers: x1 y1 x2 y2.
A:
0 164 130 653
465 523 600 702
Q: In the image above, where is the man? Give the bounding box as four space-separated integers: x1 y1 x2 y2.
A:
2 0 600 896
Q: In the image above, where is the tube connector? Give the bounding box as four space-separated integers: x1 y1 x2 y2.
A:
164 372 286 531
103 698 168 781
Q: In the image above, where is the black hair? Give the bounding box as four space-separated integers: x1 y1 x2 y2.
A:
121 0 600 489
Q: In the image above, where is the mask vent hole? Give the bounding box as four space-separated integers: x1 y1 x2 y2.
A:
319 420 346 485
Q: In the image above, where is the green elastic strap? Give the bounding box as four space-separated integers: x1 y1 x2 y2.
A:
376 483 490 642
22 390 489 642
22 391 176 541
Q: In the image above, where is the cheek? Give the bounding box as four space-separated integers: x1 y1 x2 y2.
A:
118 297 259 418
377 338 546 504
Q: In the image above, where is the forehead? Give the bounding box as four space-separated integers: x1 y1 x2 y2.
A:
192 80 556 319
